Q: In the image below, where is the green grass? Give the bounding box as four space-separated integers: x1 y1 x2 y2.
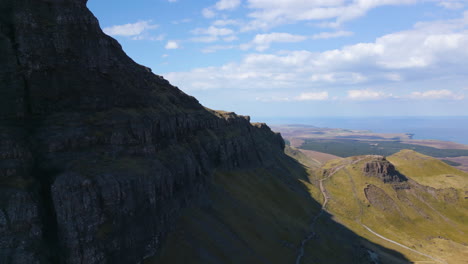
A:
147 149 468 263
150 156 320 264
442 159 462 167
284 146 321 169
317 152 468 263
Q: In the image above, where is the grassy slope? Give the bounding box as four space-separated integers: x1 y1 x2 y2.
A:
149 156 320 264
388 149 468 189
313 150 468 263
284 145 322 169
149 153 409 263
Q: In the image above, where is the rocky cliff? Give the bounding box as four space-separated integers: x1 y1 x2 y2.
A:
0 1 285 263
363 156 407 183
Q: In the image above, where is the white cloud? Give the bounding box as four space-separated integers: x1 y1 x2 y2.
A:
243 0 427 30
202 8 216 18
103 21 158 37
191 36 219 43
256 91 329 102
223 35 239 42
215 0 241 10
213 19 241 26
347 90 392 100
165 41 180 49
172 18 192 24
202 45 236 53
438 1 465 9
202 0 241 19
191 26 236 43
310 73 367 84
410 89 465 100
132 34 165 41
246 32 307 51
312 30 354 39
255 96 291 102
192 26 234 36
295 92 329 101
165 12 468 108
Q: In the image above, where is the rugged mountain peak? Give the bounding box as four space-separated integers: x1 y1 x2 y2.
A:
1 0 200 119
363 156 407 183
0 1 285 263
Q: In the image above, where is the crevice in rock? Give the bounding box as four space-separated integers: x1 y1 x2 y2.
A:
22 77 32 116
34 166 61 264
7 9 33 118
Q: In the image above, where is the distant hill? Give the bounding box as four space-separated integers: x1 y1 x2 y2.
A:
299 150 468 263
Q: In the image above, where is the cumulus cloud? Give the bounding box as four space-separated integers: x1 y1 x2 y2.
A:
202 45 237 53
256 92 329 102
213 19 241 26
410 89 465 100
165 41 180 49
238 31 353 51
202 0 242 19
192 26 235 36
242 0 419 30
215 0 242 10
347 90 392 100
243 32 307 51
295 92 329 101
172 18 192 24
438 1 465 9
191 26 237 43
103 21 158 38
312 30 354 39
202 8 216 18
165 12 468 106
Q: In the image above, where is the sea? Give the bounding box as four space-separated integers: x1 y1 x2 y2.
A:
253 116 468 145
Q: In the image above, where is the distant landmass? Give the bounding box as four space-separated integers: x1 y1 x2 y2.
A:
260 116 468 144
276 124 468 263
272 124 468 173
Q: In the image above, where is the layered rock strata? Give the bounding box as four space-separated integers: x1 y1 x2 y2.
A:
0 0 284 263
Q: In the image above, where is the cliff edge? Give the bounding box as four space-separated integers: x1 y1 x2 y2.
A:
0 1 285 263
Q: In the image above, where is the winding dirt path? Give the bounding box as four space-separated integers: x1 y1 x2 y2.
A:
294 177 329 264
343 161 447 264
295 156 447 264
295 157 366 264
361 225 447 264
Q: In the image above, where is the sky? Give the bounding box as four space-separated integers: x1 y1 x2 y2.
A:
87 0 468 119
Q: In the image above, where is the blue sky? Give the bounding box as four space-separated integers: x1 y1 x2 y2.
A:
88 0 468 118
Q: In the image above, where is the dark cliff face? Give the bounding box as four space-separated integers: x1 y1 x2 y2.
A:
0 1 284 263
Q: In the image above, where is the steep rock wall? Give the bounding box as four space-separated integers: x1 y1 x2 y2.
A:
0 0 284 263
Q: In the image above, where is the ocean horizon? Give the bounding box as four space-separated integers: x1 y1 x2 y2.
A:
254 116 468 145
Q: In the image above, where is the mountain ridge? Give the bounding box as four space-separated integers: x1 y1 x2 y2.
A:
0 1 286 263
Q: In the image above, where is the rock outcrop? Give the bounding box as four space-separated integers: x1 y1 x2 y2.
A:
363 156 407 183
0 0 284 263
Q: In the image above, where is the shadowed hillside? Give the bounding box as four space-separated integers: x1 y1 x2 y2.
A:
151 154 409 264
